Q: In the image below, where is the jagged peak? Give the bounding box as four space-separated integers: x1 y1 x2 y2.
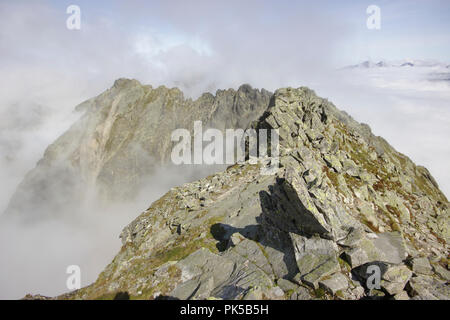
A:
112 78 143 89
19 81 449 301
262 86 383 153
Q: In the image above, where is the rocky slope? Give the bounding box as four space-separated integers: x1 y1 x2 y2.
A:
4 79 271 219
52 86 449 300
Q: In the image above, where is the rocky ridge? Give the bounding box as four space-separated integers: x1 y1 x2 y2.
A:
53 86 449 300
5 79 271 219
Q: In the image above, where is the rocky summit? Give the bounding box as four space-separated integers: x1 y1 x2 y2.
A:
39 85 448 300
5 79 271 219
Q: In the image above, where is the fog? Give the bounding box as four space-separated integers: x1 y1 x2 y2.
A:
0 162 229 299
315 67 450 197
0 1 449 299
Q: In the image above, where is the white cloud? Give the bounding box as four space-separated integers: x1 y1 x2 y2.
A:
0 0 448 299
314 67 450 198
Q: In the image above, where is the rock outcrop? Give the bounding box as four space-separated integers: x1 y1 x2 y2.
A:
52 86 448 300
4 79 272 219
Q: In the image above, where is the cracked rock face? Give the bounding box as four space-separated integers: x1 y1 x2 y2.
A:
27 85 449 300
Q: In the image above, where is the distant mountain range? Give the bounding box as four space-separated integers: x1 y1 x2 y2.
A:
344 59 450 70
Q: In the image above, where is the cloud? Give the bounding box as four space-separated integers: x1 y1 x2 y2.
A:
0 0 354 209
313 67 450 198
0 0 448 299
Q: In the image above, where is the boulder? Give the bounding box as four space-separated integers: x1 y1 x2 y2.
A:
319 273 349 295
408 257 433 275
380 265 412 295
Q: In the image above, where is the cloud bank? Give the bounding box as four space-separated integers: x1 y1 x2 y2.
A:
0 1 448 299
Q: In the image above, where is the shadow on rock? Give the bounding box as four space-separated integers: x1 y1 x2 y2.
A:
209 179 306 280
113 291 130 300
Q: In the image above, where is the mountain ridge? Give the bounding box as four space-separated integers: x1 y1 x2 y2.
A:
343 59 449 69
4 79 272 220
25 85 448 300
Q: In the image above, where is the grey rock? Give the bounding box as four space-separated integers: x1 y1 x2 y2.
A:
408 257 433 275
242 286 263 300
432 264 450 281
343 232 407 268
392 291 410 300
290 286 313 300
277 279 299 293
45 85 449 300
291 234 339 288
380 265 413 295
407 275 449 300
344 247 371 268
319 273 349 295
283 167 331 237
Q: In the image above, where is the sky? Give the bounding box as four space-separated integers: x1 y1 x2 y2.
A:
2 0 447 192
2 1 449 94
0 0 449 299
45 0 450 64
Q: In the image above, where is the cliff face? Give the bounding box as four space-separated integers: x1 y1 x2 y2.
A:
58 87 449 300
5 79 272 219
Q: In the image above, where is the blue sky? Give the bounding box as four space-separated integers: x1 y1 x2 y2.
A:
1 0 448 96
336 0 450 63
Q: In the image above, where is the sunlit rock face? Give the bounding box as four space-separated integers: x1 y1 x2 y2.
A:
4 79 272 220
44 86 448 300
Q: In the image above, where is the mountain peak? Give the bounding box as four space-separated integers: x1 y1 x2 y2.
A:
112 78 142 89
344 59 449 69
4 82 272 220
50 85 449 301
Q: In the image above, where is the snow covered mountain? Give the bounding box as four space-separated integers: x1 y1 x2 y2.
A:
344 59 449 69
